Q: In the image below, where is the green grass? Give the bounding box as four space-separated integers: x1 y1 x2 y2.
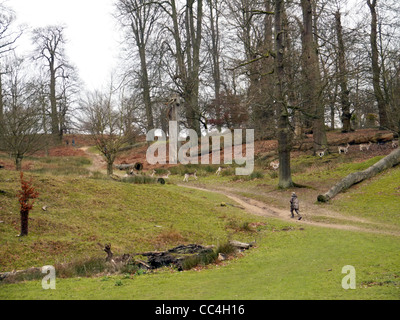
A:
0 170 265 273
334 166 400 228
1 226 399 300
1 150 400 300
290 155 384 183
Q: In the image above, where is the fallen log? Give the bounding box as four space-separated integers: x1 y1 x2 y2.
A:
317 147 400 202
229 240 254 251
115 163 144 171
135 244 215 270
293 131 395 152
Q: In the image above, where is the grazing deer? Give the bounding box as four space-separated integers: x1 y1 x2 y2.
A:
359 142 372 151
183 170 197 182
151 169 170 179
124 169 137 178
162 171 171 179
270 160 279 170
392 140 399 149
338 144 350 154
317 149 328 158
216 166 231 176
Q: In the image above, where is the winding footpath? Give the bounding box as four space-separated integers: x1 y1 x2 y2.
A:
79 146 400 237
178 184 400 237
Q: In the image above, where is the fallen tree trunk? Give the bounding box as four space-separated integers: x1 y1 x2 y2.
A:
294 131 395 152
317 147 400 202
115 163 144 171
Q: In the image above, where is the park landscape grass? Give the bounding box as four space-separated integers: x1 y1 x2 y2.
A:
0 139 400 300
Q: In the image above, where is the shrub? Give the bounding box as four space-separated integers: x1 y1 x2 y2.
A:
216 241 236 256
269 171 278 179
249 171 264 180
17 172 39 237
221 168 235 176
181 251 218 271
56 257 108 278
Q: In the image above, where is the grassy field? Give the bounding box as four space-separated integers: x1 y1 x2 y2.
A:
0 168 263 272
1 225 399 300
1 148 400 300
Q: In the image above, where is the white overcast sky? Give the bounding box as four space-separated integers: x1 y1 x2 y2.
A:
8 0 121 91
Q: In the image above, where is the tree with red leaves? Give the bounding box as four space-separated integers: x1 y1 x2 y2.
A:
17 172 39 237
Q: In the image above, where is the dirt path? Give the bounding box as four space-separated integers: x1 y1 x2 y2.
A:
79 146 399 237
178 184 400 237
79 147 107 173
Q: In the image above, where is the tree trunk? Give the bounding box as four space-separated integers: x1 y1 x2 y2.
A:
20 209 29 236
0 71 3 127
335 11 352 133
170 0 202 136
367 0 389 130
138 44 154 132
208 0 222 131
275 0 293 189
15 156 23 171
301 0 327 153
50 62 60 143
107 161 114 176
318 147 400 202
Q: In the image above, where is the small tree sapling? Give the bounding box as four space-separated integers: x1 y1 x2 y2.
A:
17 172 39 237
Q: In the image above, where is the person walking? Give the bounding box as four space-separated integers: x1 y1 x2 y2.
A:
290 192 302 220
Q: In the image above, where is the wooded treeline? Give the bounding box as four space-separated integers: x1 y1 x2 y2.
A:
1 0 400 187
113 0 400 135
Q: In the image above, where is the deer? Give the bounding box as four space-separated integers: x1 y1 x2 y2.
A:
151 169 170 179
123 169 138 178
392 140 399 149
270 160 279 170
160 170 171 179
317 149 328 158
359 141 372 151
183 170 197 182
338 143 350 154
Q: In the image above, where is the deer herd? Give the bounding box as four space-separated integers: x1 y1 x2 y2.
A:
322 139 398 159
267 139 398 171
123 139 398 179
339 140 397 154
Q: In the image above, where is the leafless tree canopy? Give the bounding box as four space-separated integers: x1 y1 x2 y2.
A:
80 88 138 175
1 0 400 186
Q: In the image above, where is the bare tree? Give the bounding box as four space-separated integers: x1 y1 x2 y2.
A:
275 0 293 189
0 57 45 170
0 3 22 56
224 0 276 139
0 2 23 131
334 9 353 133
159 0 204 135
205 0 223 130
32 25 75 143
80 86 137 176
115 0 161 133
300 0 327 154
367 0 390 130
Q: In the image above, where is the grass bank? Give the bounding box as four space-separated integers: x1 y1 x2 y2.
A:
1 225 399 300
